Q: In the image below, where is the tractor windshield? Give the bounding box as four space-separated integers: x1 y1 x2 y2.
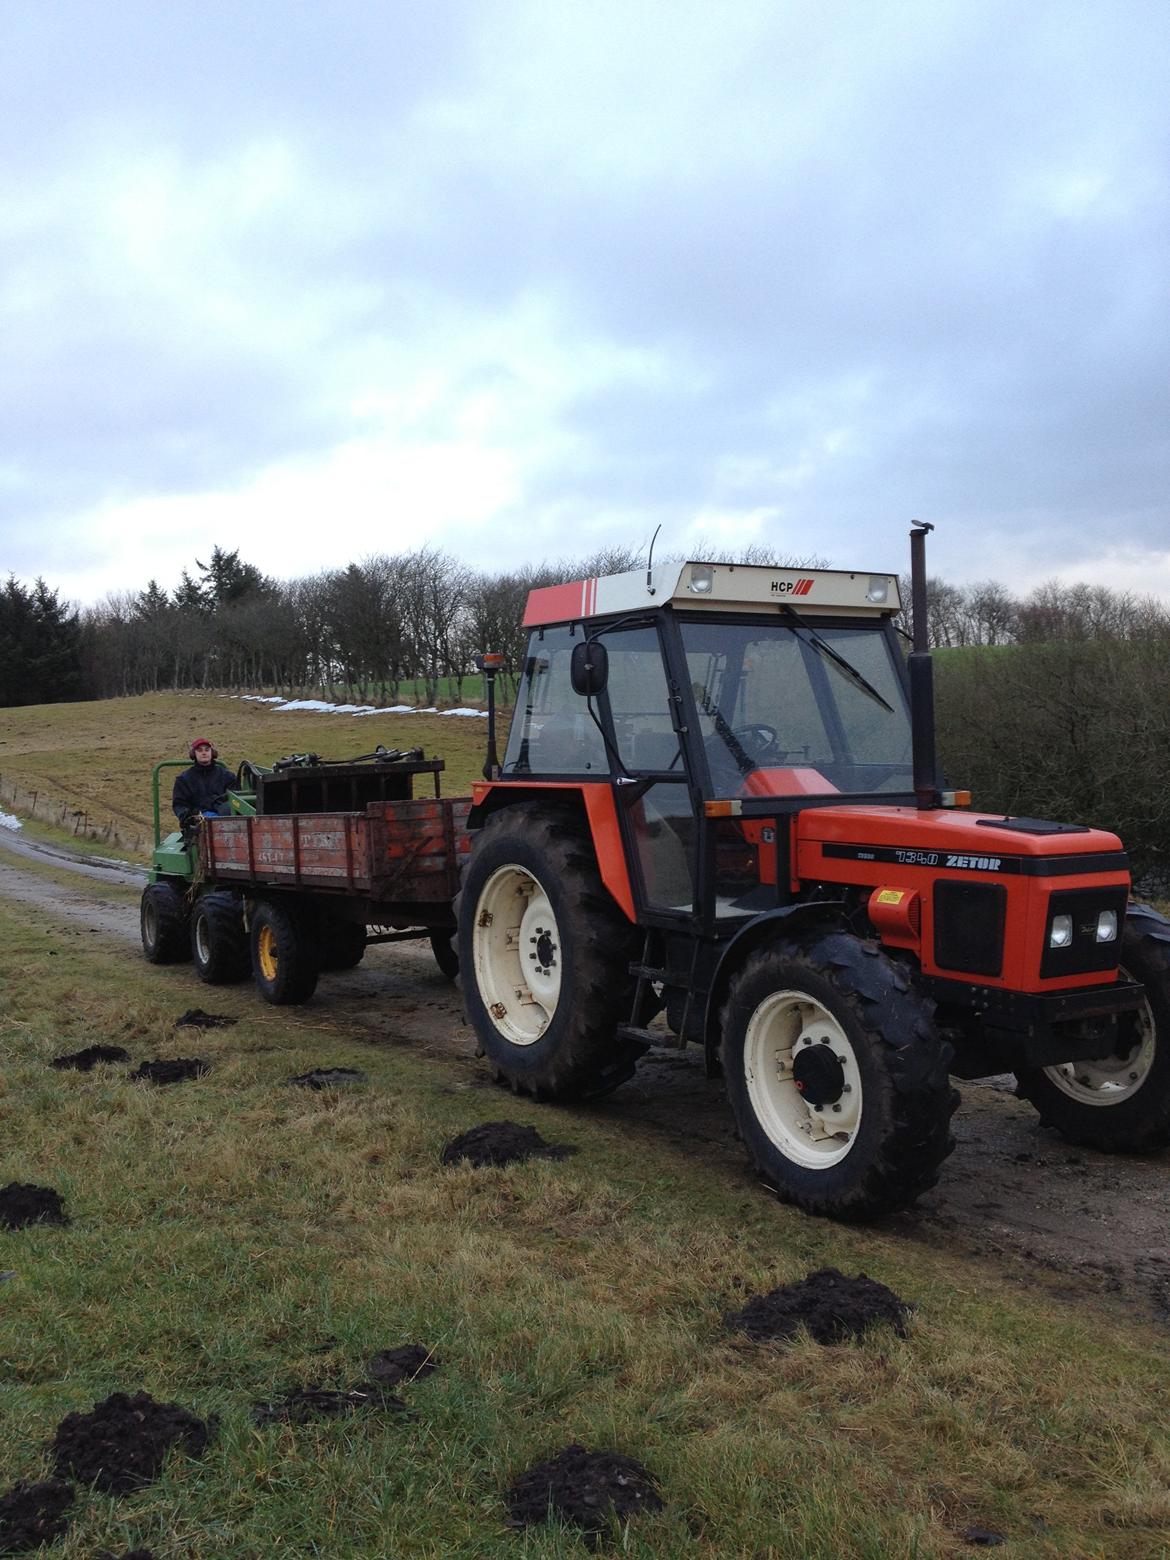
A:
678 618 913 797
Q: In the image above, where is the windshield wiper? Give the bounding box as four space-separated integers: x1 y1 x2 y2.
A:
778 609 894 714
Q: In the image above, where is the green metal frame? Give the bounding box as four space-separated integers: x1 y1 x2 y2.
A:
148 759 261 887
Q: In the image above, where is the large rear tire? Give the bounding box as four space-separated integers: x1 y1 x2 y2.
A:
191 892 250 984
141 883 190 965
1014 905 1170 1153
250 899 319 1005
457 803 640 1100
721 933 957 1219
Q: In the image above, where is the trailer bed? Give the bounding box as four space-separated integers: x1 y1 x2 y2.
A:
201 796 472 901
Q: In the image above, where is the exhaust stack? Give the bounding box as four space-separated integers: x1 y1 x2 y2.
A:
909 523 941 810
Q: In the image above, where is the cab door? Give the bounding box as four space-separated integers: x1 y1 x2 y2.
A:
597 623 699 918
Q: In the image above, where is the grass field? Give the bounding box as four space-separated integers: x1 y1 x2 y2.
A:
0 693 492 855
3 695 1170 1555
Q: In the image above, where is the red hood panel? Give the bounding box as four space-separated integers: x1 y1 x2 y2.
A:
798 806 1123 858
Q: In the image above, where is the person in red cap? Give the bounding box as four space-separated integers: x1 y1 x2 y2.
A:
172 738 236 826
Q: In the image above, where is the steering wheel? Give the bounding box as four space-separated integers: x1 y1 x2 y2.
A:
731 724 782 763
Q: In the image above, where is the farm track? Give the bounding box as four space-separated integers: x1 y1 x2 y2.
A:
3 826 1169 1327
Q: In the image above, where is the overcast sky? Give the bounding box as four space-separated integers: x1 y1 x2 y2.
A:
2 0 1167 607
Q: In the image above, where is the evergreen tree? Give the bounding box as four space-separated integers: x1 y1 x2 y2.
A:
0 575 83 706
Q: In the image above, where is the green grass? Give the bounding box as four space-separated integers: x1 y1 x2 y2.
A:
2 906 1170 1557
0 693 492 857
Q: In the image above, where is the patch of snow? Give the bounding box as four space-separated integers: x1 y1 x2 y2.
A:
0 810 22 831
247 695 489 719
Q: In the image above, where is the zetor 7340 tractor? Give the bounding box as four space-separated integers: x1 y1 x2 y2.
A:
457 526 1170 1219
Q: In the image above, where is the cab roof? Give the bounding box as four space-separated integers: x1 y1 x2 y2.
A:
523 560 901 628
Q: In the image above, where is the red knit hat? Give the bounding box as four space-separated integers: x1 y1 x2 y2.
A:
189 738 218 759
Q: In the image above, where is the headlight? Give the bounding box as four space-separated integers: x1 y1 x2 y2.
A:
689 565 714 594
867 575 890 604
1049 914 1073 949
1095 910 1118 943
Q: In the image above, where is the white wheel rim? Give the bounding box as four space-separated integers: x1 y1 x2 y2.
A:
743 989 862 1169
1042 973 1156 1108
195 911 211 963
472 862 563 1046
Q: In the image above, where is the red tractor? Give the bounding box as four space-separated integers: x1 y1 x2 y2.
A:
458 527 1170 1219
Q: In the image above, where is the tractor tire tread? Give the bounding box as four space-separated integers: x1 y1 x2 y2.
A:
721 931 957 1219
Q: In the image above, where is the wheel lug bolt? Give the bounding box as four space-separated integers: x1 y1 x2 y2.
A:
1129 1072 1139 1081
813 1104 823 1112
832 1104 842 1113
842 1084 852 1094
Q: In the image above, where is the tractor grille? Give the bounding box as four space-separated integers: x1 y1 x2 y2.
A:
1039 887 1129 979
933 879 1006 977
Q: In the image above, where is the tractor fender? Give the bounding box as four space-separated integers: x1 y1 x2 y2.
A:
467 781 636 921
703 901 846 1073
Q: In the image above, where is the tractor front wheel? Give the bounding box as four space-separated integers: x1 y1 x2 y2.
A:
457 803 640 1100
191 892 250 984
1014 905 1170 1153
250 899 319 1005
721 933 957 1219
141 883 190 965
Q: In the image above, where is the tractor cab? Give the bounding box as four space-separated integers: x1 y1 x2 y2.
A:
494 559 918 926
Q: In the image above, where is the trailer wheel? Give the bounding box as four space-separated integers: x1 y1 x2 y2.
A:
457 803 640 1100
141 883 190 965
429 931 459 981
190 892 250 984
251 900 319 1005
318 919 367 972
1014 905 1170 1152
721 932 957 1219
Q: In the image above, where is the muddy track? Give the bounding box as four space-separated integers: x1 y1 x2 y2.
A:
3 828 1168 1325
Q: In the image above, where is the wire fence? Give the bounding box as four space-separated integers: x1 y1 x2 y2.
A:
0 773 146 855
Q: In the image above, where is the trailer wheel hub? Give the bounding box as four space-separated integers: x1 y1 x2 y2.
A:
792 1043 846 1107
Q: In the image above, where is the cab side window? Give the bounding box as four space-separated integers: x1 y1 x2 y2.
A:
502 627 608 775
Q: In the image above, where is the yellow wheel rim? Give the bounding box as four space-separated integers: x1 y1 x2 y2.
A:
257 923 279 982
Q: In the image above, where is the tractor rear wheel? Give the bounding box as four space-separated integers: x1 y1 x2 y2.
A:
141 883 190 965
721 932 957 1219
457 803 640 1100
318 918 367 972
1014 905 1170 1152
250 899 319 1005
190 892 250 984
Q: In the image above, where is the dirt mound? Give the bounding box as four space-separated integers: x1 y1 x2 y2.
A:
289 1067 367 1089
0 1479 74 1553
174 1009 237 1029
0 1183 70 1231
50 1390 215 1494
130 1058 210 1086
367 1344 438 1386
441 1121 576 1169
961 1529 1006 1548
506 1444 663 1546
50 1044 130 1071
94 1550 155 1559
251 1383 407 1425
725 1267 912 1345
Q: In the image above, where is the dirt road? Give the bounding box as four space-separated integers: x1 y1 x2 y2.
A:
3 826 1167 1324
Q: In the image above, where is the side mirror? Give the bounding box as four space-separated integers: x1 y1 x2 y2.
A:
570 639 608 697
